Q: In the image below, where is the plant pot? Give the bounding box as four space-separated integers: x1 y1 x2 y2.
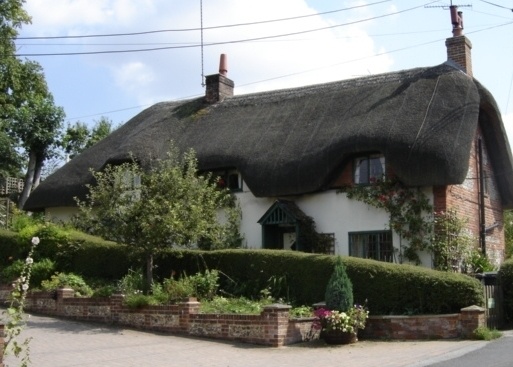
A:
321 330 358 345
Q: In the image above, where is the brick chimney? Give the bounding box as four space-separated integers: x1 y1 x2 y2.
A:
445 6 472 76
205 54 234 103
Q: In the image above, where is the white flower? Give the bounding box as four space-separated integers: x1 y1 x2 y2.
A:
22 284 29 291
31 237 40 245
25 257 33 265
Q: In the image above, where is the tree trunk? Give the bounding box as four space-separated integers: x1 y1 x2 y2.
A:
32 153 44 189
145 253 154 294
18 150 37 209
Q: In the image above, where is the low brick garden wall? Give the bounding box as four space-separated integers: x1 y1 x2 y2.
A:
0 285 486 352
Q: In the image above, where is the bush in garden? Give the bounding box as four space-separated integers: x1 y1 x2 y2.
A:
41 272 93 297
1 258 55 288
325 256 353 312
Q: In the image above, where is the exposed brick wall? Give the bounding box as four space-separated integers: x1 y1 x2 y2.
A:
0 286 486 348
445 35 473 76
434 128 506 266
205 74 234 103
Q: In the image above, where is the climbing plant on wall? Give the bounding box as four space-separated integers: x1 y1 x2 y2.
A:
342 177 433 264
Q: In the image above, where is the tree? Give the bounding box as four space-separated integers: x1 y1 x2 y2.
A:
61 117 116 160
1 1 65 207
10 93 65 208
75 146 242 291
0 0 31 178
325 257 353 312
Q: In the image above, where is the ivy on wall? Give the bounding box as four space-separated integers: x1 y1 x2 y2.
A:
341 177 433 264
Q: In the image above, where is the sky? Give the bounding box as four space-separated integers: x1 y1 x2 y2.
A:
15 0 513 146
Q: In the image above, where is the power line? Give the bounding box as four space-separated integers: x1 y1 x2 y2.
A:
13 2 437 57
480 0 513 11
67 20 513 122
15 0 391 40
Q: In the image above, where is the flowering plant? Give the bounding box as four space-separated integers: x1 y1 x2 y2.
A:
2 236 40 367
313 304 369 333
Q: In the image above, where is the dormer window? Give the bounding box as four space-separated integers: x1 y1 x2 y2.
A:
213 169 242 192
354 155 385 184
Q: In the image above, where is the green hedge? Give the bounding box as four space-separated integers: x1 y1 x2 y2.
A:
499 259 513 324
0 229 484 314
0 228 131 281
0 229 26 266
155 249 484 314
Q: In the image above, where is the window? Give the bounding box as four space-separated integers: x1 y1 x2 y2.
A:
354 155 385 184
117 171 142 202
349 231 393 262
213 169 242 191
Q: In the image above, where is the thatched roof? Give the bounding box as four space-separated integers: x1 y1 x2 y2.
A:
24 62 513 210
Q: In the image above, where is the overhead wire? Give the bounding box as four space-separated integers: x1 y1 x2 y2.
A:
13 2 436 57
14 0 391 40
64 20 513 122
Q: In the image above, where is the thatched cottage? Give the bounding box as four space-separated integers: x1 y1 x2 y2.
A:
24 12 513 267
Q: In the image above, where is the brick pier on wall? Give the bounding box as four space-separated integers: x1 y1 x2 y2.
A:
0 286 486 348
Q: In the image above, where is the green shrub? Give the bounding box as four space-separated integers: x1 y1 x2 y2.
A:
200 296 267 314
325 256 353 312
41 272 93 297
1 258 55 288
473 326 502 340
162 276 194 301
124 294 162 309
189 269 219 300
91 285 117 298
117 269 144 295
499 259 513 324
161 270 220 302
0 229 25 267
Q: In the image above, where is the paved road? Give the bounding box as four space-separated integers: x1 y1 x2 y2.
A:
426 330 513 367
2 314 496 367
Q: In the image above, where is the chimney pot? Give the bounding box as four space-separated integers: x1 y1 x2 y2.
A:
219 54 228 76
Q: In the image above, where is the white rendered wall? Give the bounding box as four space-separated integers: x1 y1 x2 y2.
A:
236 180 434 267
45 207 79 223
44 182 434 267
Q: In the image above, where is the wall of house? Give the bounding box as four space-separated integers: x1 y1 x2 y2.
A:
45 206 80 223
43 180 434 267
434 127 505 266
236 181 433 267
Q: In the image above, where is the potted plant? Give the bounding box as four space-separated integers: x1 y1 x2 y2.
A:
313 305 369 344
315 257 368 344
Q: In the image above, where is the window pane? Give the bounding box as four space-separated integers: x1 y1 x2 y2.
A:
354 158 369 184
369 157 384 181
349 231 393 262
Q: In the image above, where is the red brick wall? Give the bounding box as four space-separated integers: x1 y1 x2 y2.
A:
0 287 485 347
434 127 505 266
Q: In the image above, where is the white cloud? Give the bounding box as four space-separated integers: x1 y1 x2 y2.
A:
113 62 155 92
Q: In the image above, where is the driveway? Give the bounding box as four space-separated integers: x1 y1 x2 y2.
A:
3 314 492 367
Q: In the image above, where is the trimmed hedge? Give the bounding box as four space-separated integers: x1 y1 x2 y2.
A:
155 249 484 314
499 258 513 324
0 228 131 281
0 229 484 314
0 229 23 264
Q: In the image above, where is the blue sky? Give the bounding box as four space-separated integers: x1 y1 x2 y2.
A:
16 0 513 144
